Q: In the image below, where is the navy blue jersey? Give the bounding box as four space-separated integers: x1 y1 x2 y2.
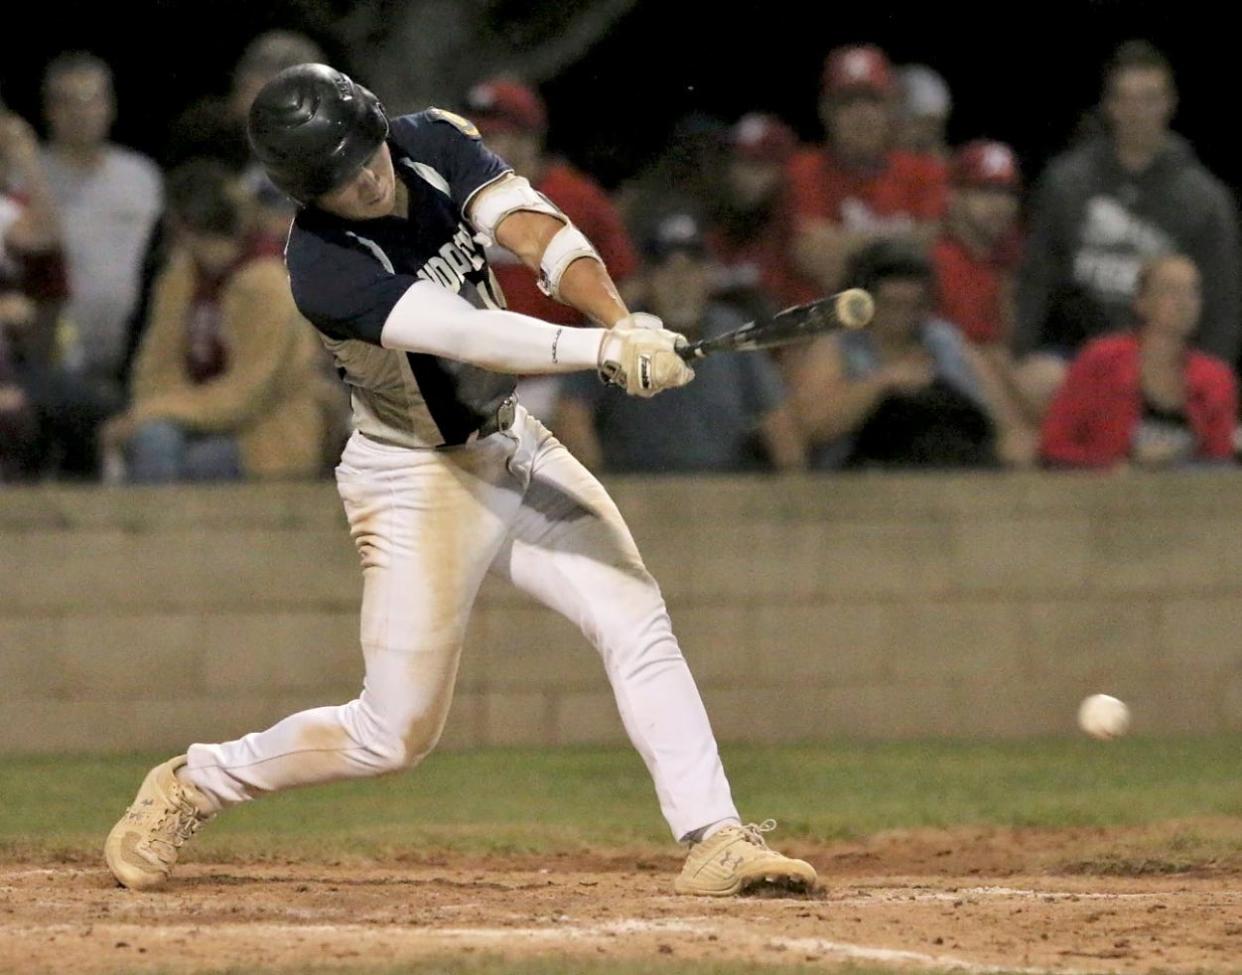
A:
285 109 515 448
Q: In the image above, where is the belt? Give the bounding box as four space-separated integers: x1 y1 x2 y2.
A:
358 395 518 450
466 394 518 443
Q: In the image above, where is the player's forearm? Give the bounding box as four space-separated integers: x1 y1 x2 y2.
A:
492 207 628 326
381 280 605 374
554 256 629 327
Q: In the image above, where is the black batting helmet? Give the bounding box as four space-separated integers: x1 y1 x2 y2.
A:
247 63 389 204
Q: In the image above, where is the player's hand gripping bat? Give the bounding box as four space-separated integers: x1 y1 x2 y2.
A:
676 288 875 362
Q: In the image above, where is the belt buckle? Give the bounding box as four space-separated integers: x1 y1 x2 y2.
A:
496 396 516 432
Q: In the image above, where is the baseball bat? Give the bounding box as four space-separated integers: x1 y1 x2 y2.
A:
677 288 875 361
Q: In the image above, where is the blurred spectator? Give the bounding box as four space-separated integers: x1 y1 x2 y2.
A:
165 30 325 172
616 112 728 246
705 113 807 318
464 77 639 421
896 64 952 165
554 213 804 473
788 239 994 469
165 30 326 260
41 53 162 409
935 141 1023 346
934 140 1037 465
1 107 72 481
1041 255 1235 469
788 44 947 295
101 162 326 483
1016 40 1241 374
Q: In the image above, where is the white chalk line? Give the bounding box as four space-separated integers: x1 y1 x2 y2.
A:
2 917 1097 975
832 884 1188 905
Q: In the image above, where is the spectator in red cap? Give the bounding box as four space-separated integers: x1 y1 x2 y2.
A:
463 77 638 419
705 113 806 320
934 139 1038 466
787 44 947 296
935 140 1022 347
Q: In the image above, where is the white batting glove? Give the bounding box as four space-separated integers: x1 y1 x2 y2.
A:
614 311 663 330
598 319 695 398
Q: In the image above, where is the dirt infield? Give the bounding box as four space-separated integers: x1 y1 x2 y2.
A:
2 827 1240 974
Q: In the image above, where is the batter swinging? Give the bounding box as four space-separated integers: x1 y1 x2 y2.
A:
103 64 816 898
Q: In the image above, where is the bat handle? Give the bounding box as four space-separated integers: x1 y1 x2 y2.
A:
677 341 706 362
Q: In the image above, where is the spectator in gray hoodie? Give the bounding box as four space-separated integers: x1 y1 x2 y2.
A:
1016 40 1240 408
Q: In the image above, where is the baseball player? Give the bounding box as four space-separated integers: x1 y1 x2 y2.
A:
103 64 816 898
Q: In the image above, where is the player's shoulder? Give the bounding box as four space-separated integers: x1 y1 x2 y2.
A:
286 212 353 272
390 107 484 151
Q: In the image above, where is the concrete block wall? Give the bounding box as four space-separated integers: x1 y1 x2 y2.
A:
1 472 1240 752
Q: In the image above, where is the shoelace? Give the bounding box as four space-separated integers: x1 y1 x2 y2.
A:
738 819 778 849
139 789 207 862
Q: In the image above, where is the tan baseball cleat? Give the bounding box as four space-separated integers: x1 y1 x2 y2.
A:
674 819 817 896
104 755 213 890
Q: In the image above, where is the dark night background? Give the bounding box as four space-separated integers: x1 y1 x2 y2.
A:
0 0 1229 191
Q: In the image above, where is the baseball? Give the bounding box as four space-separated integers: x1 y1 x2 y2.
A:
1077 694 1130 740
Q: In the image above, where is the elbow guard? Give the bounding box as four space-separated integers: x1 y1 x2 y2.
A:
538 223 603 303
469 175 562 245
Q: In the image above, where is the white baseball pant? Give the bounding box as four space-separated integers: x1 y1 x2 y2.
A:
183 406 739 840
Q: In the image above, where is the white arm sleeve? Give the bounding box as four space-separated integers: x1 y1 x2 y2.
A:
380 280 606 375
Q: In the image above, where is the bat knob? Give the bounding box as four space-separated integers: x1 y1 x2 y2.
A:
836 288 875 329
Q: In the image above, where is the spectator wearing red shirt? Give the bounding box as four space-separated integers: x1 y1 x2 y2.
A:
935 140 1022 346
463 78 638 419
933 139 1038 467
933 139 1038 466
789 44 947 295
1041 255 1235 469
705 113 809 318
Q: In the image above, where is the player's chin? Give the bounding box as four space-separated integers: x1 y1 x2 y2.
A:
363 186 394 219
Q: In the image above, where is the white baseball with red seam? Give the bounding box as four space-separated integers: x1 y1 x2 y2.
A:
1077 694 1130 740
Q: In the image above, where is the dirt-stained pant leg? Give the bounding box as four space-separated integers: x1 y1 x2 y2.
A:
490 414 739 840
184 431 524 808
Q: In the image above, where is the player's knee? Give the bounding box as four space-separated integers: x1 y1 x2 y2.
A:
361 732 412 773
367 720 444 773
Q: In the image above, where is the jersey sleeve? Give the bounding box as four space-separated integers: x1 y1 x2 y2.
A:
388 110 512 217
286 226 419 345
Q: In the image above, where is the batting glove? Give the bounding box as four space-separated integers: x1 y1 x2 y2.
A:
598 320 694 397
